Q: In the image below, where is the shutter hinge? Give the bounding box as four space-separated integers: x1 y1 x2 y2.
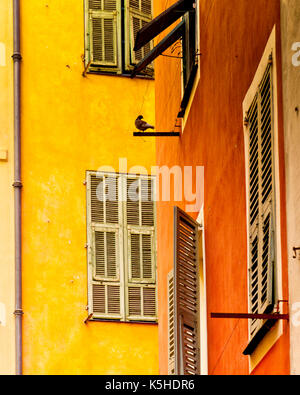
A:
293 247 300 259
268 54 273 64
82 61 92 78
84 313 93 324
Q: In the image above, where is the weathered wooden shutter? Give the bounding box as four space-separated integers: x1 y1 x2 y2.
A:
87 0 120 71
182 8 196 88
168 270 175 375
246 60 275 339
125 175 157 321
174 207 200 375
88 172 124 319
126 0 153 72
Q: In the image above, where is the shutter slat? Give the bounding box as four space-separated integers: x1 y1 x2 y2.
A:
91 175 104 223
128 230 155 283
143 287 156 316
127 178 140 225
128 286 142 316
168 270 175 375
93 283 106 313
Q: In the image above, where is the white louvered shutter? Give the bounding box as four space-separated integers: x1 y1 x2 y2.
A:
174 207 200 375
125 175 157 321
126 0 153 72
246 59 275 339
88 172 124 320
168 270 175 375
87 0 120 70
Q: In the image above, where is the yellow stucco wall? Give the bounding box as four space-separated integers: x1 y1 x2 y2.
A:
0 0 15 375
20 0 158 374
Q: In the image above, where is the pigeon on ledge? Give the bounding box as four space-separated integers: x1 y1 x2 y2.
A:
135 115 155 131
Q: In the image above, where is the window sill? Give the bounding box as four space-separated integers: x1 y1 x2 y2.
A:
243 319 277 355
86 317 158 325
243 316 283 373
85 70 154 80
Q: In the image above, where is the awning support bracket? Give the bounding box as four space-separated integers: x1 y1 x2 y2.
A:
211 312 289 321
133 132 180 137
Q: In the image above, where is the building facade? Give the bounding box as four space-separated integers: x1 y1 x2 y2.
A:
0 0 158 375
2 0 300 376
140 0 300 375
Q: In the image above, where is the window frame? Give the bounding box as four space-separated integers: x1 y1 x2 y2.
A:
179 0 200 130
84 0 154 77
242 26 284 369
86 170 157 323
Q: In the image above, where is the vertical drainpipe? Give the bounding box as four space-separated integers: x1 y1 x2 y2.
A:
12 0 23 375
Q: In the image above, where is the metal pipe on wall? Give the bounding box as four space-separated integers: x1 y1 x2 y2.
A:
12 0 23 375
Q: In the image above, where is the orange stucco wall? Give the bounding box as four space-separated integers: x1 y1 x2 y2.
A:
155 0 289 375
20 0 158 374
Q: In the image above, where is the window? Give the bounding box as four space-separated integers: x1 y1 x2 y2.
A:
168 207 201 375
84 0 154 76
243 51 277 353
130 0 198 117
179 2 198 117
86 171 157 322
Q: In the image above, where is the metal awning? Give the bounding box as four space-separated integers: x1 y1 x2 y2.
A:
131 20 185 78
133 0 195 51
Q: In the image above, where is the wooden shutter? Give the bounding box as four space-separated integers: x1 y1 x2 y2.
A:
87 172 124 320
125 0 153 73
126 176 155 227
168 270 175 375
182 8 196 88
246 60 275 339
125 175 157 321
87 0 120 71
174 207 200 375
87 172 156 322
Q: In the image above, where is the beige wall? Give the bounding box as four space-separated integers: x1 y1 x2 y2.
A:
281 0 300 375
0 0 15 375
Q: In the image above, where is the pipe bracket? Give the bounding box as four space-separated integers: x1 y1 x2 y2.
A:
12 52 22 62
14 309 24 316
13 181 23 188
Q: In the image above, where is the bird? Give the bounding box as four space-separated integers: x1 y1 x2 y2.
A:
135 115 155 131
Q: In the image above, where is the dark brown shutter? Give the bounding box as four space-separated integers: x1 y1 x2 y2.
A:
174 207 200 375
